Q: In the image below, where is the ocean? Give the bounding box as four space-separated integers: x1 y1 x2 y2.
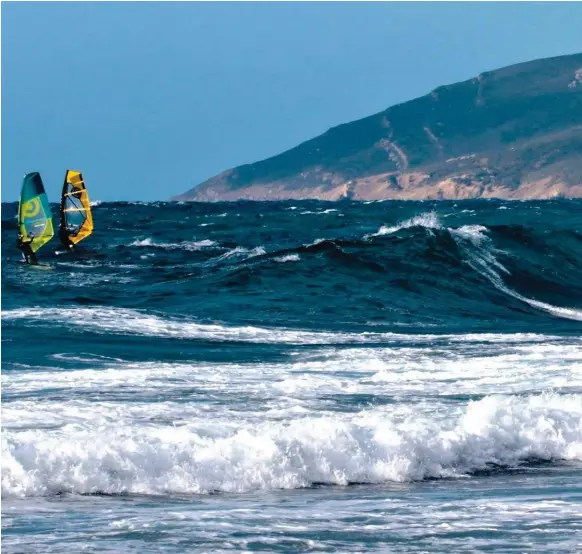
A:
2 199 582 553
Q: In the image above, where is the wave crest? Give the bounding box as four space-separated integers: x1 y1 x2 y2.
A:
3 393 581 497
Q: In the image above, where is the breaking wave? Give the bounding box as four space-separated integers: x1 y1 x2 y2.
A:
364 211 582 323
3 393 581 497
370 211 441 236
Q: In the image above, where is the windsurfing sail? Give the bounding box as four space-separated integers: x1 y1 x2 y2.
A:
18 172 54 253
59 169 93 247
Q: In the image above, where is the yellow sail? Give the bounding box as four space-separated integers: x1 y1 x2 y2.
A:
59 170 94 247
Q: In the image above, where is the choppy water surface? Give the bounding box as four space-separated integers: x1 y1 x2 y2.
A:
2 199 582 552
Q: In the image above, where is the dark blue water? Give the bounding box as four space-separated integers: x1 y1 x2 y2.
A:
2 200 582 553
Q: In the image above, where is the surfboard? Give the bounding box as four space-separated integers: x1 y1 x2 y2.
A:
14 259 53 270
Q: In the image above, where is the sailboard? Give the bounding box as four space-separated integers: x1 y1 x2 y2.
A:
59 169 93 248
18 172 54 260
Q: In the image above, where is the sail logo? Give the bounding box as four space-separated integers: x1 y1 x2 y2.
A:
22 197 41 219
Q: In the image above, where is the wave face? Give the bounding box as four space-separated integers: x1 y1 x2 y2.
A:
2 199 582 553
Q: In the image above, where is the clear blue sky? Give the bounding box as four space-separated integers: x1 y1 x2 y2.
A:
2 2 581 201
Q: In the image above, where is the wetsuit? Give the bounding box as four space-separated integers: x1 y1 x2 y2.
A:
59 227 75 250
17 235 38 265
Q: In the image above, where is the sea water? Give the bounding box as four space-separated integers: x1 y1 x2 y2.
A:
2 199 582 552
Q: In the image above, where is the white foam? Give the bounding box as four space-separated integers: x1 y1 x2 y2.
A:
451 224 489 245
274 254 300 263
4 337 580 429
0 306 386 344
3 393 581 497
129 238 216 251
212 246 266 262
370 212 441 237
513 295 582 322
299 209 338 215
306 238 328 247
3 306 564 345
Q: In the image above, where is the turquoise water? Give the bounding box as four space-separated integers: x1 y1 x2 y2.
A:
2 200 582 552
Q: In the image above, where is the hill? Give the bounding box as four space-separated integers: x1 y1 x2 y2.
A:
173 53 582 201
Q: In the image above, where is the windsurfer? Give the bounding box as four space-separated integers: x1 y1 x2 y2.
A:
61 236 74 250
59 226 75 249
17 233 38 265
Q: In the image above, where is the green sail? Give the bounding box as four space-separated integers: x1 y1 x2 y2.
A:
18 172 54 253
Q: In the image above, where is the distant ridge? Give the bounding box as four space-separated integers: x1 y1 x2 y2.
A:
174 53 582 201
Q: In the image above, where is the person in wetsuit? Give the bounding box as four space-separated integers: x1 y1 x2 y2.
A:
17 233 38 265
59 187 82 250
59 226 75 250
